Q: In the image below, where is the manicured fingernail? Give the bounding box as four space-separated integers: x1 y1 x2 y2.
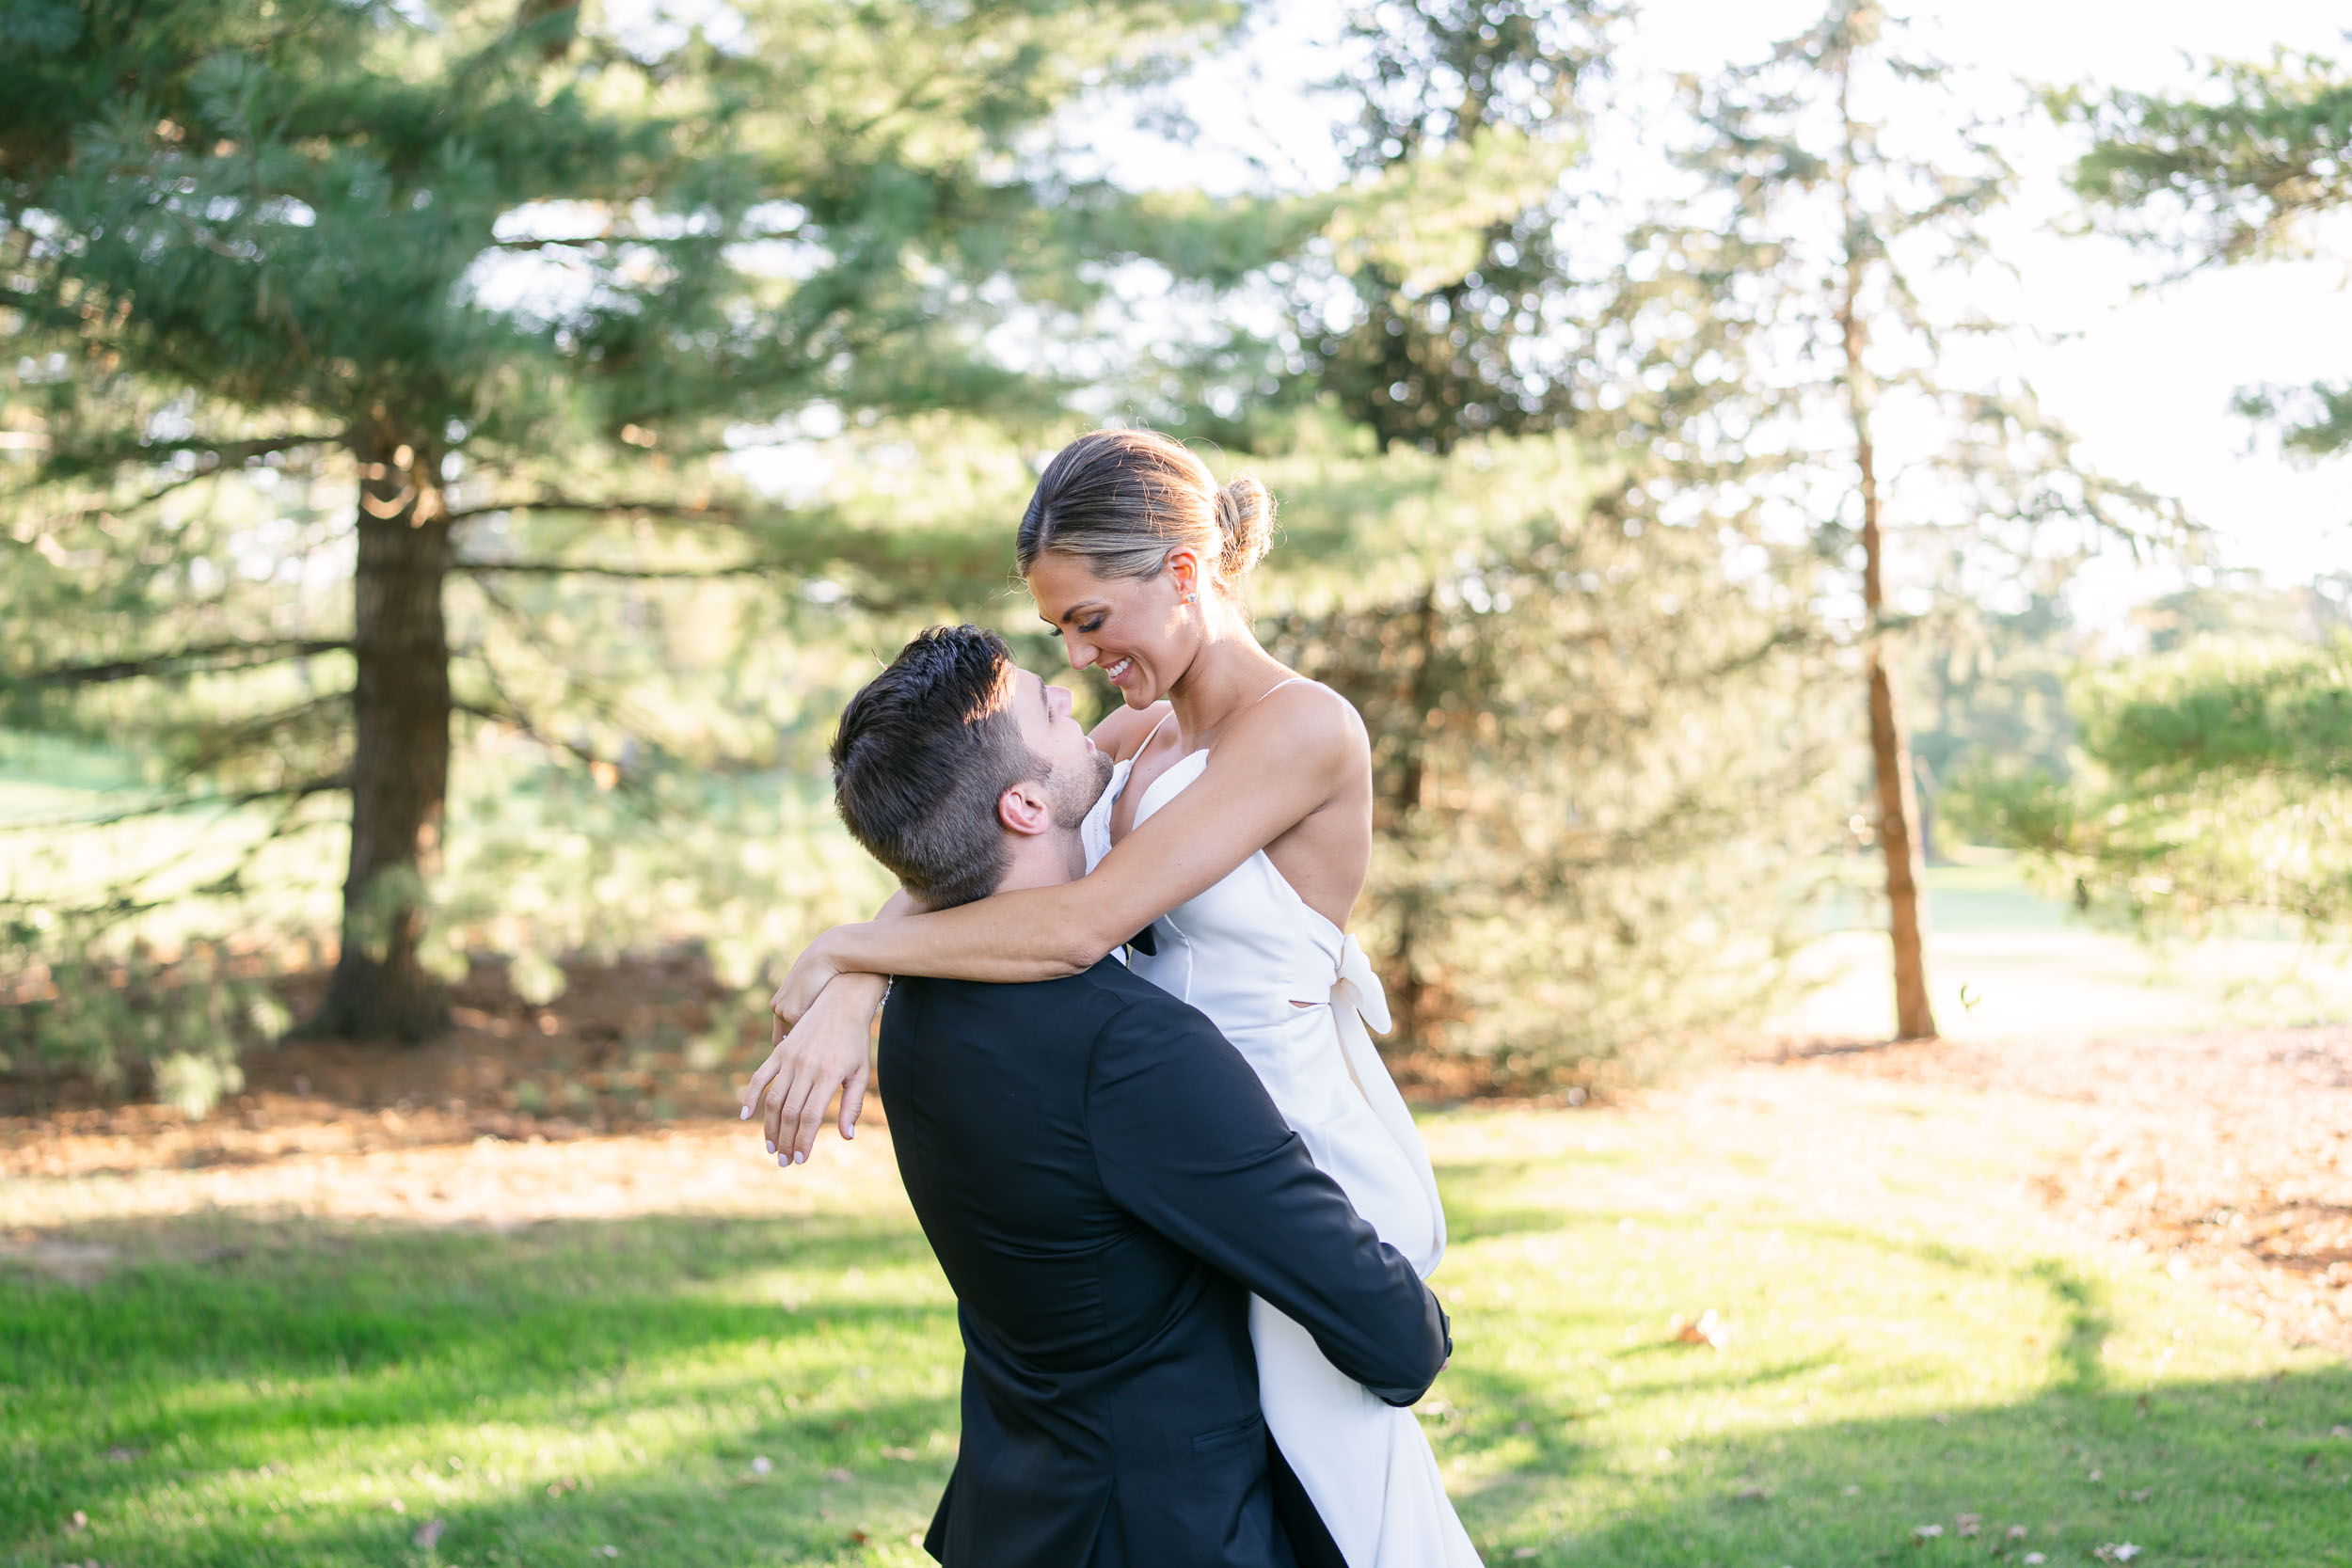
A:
776 1154 787 1167
844 1127 855 1140
794 1150 806 1165
739 1106 750 1119
765 1139 776 1154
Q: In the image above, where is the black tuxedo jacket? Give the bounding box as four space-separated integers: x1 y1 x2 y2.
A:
879 958 1450 1568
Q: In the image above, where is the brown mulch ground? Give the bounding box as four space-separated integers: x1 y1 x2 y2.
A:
1783 1025 2352 1354
0 951 774 1176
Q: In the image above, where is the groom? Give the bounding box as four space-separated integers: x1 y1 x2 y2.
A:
826 626 1450 1568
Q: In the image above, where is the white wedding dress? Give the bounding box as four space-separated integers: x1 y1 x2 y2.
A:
1080 691 1481 1568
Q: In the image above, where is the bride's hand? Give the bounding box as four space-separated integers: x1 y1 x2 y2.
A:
740 966 885 1164
767 933 843 1032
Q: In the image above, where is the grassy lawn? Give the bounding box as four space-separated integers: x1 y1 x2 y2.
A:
6 1064 2350 1567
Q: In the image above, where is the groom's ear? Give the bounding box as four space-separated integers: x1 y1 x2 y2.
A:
997 779 1053 838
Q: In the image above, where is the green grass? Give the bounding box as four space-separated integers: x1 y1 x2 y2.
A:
1432 1188 2352 1563
1817 859 2079 936
4 1213 961 1566
6 1095 2350 1566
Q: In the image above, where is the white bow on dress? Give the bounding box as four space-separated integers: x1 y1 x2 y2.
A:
1332 932 1393 1035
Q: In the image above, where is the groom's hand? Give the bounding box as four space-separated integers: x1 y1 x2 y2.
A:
740 971 885 1164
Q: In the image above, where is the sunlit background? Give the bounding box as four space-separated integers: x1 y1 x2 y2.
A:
5 5 2352 1563
1092 0 2352 595
5 0 2349 1101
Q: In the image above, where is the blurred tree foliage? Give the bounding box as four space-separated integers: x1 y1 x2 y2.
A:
1904 592 2080 855
1945 575 2352 934
1299 0 1621 453
2058 45 2351 461
1892 579 2348 863
1955 50 2352 945
1099 0 1629 456
0 0 1246 1069
1896 576 2352 865
2131 574 2352 654
1958 636 2352 940
1262 436 1844 1084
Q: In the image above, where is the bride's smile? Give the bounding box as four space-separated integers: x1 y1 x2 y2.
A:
1028 543 1227 712
1028 557 1184 708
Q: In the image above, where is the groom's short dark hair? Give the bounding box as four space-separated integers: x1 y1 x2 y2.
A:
832 626 1041 910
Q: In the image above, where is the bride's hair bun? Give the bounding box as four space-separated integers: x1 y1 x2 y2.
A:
1017 429 1279 602
1214 474 1274 584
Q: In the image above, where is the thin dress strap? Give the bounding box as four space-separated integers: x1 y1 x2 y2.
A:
1085 707 1180 870
1195 677 1315 756
1132 705 1178 760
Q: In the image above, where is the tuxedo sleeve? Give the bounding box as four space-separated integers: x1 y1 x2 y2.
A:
1085 998 1449 1407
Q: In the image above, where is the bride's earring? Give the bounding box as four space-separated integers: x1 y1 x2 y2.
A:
1184 591 1199 604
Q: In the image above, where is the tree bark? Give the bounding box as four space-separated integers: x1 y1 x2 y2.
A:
312 428 453 1042
1867 644 1936 1038
1383 587 1442 1047
1838 55 1938 1042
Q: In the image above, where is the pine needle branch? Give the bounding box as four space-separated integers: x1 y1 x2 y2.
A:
42 434 337 481
10 640 354 689
442 495 745 525
451 559 765 579
0 772 350 834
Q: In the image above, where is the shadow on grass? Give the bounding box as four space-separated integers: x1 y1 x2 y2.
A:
1425 1234 2346 1567
1442 1357 2352 1567
1 1211 960 1566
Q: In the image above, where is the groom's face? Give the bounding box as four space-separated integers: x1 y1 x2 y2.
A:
1009 668 1114 826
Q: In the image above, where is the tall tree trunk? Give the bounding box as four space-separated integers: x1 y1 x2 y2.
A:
1839 59 1937 1042
1866 643 1935 1037
1382 587 1442 1048
313 428 453 1042
1851 416 1938 1039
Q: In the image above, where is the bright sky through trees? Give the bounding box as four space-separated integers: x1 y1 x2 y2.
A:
1091 1 2352 616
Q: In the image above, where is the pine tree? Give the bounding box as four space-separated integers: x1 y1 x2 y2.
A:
2058 46 2352 460
1651 0 2185 1039
0 0 1234 1041
1299 0 1619 454
1260 436 1847 1083
1959 635 2352 940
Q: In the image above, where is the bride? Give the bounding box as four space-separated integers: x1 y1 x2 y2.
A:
747 429 1480 1566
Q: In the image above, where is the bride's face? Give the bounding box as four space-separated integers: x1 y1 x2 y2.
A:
1026 550 1199 708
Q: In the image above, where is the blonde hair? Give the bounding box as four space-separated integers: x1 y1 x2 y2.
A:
1017 429 1274 595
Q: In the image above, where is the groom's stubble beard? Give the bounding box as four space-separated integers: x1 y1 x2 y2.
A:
1046 748 1117 831
1041 748 1115 881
